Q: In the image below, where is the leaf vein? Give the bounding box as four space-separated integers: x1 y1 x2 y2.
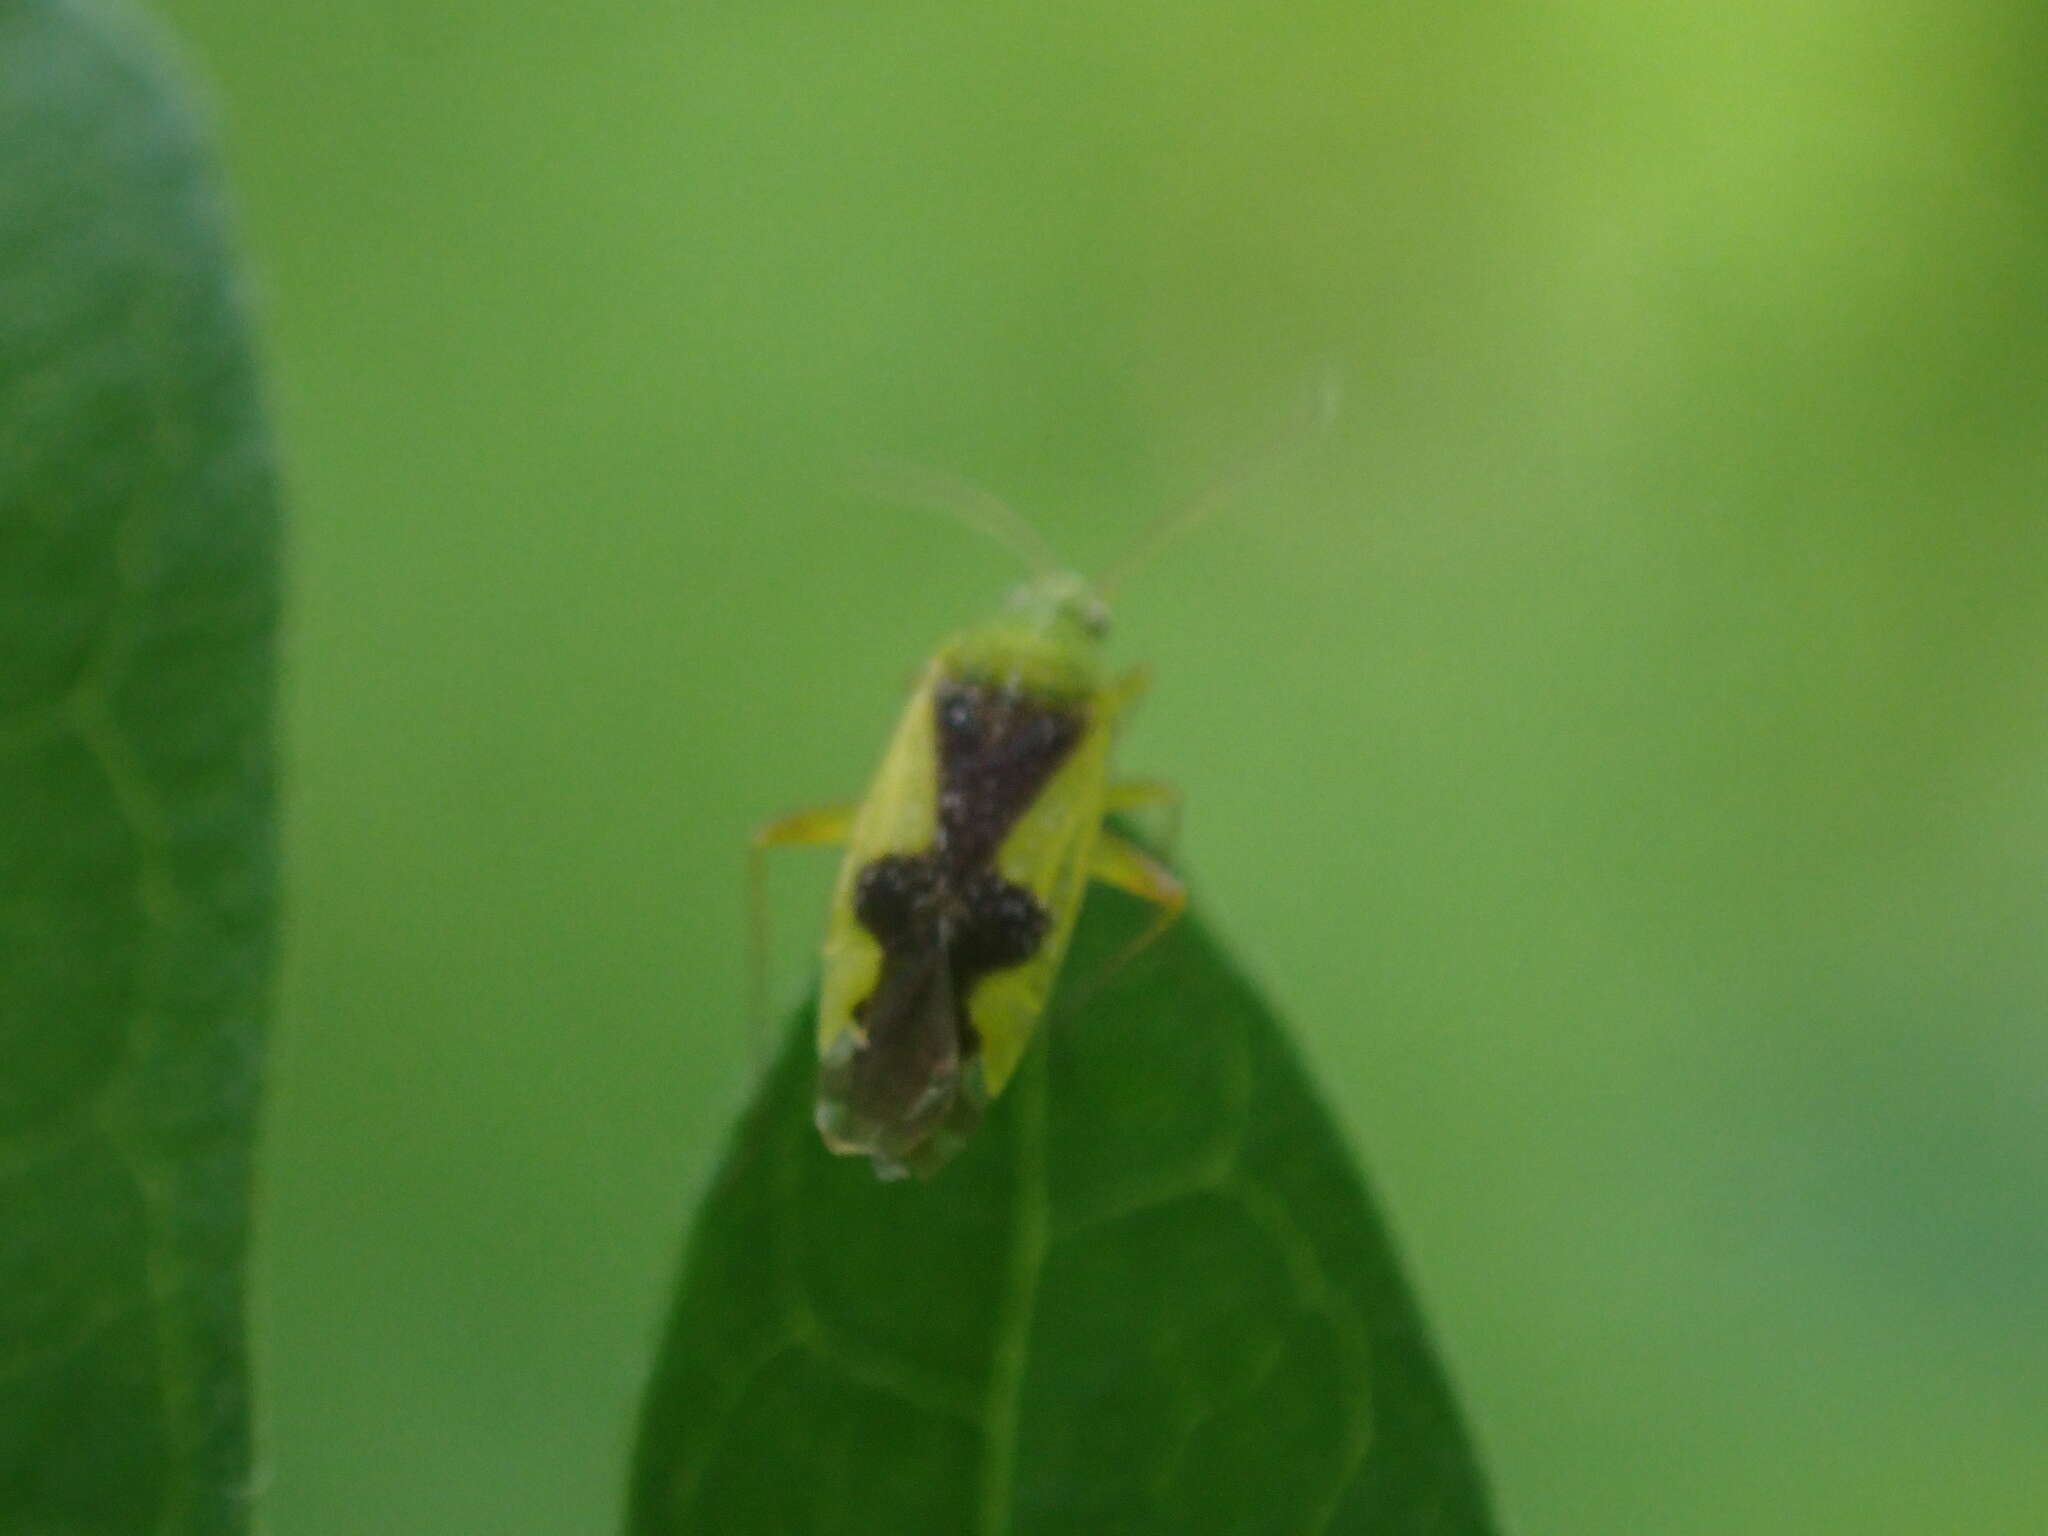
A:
1222 1174 1378 1534
799 1329 986 1426
976 1044 1051 1536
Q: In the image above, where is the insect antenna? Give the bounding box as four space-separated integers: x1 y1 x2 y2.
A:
850 457 1064 577
1097 364 1344 600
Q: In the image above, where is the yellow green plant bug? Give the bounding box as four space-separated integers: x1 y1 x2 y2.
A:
754 377 1339 1180
753 565 1183 1181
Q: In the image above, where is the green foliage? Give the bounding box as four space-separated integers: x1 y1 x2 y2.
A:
632 887 1494 1534
0 3 281 1531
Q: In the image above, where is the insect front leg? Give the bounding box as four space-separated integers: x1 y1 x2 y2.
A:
749 805 856 1063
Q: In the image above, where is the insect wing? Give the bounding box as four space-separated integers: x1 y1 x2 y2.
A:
817 663 940 1062
969 696 1114 1096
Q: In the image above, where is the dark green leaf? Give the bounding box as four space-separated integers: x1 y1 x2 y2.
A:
631 884 1497 1534
0 3 281 1532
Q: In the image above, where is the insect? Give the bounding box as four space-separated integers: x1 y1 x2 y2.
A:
754 381 1337 1180
753 548 1182 1181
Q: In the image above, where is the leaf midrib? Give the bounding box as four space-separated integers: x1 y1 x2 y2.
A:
975 1044 1050 1536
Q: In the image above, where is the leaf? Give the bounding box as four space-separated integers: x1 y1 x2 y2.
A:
0 4 282 1532
630 883 1498 1534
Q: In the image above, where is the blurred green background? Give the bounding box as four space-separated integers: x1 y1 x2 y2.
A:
146 2 2048 1532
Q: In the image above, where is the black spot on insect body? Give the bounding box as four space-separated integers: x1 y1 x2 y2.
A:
951 868 1050 974
852 854 942 953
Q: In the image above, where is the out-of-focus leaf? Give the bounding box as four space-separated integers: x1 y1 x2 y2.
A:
631 884 1495 1534
0 2 281 1531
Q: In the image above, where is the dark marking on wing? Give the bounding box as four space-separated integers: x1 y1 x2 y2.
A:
821 680 1085 1170
934 680 1084 871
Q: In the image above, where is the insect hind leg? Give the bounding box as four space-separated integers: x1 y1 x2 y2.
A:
1105 777 1183 865
1056 829 1188 1018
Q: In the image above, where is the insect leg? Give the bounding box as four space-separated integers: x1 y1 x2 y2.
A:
1088 828 1187 953
1055 830 1189 1018
749 805 856 1065
1105 777 1183 864
1102 663 1153 725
